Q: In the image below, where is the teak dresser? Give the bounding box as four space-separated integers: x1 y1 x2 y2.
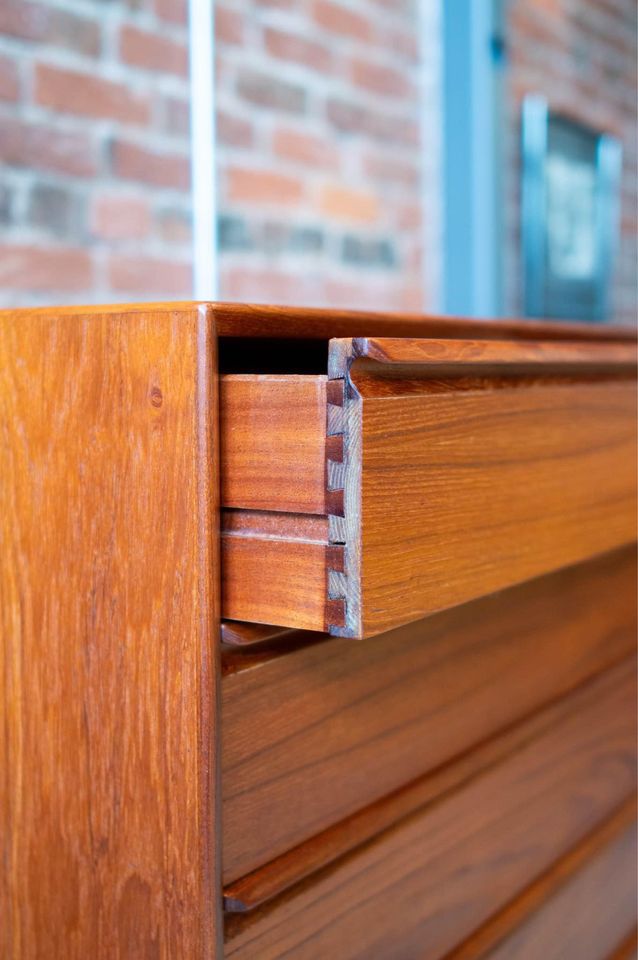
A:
1 302 636 959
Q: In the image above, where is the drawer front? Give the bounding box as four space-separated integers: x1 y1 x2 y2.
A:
222 547 637 884
224 658 637 959
331 337 637 637
447 805 637 960
221 337 637 637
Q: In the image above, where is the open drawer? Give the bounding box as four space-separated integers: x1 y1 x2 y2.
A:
220 336 637 638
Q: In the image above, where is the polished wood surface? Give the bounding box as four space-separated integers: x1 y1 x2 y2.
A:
448 799 637 960
221 510 344 631
212 302 638 342
221 621 297 648
221 547 636 883
345 335 638 369
609 931 638 960
0 306 221 959
16 300 637 342
224 690 636 913
218 333 637 638
340 367 636 636
221 375 328 514
2 302 635 959
225 657 637 959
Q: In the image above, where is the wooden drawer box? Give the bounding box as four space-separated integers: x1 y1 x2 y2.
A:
221 337 637 637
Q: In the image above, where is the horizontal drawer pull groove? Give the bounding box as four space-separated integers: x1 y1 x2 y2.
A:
446 797 637 960
221 548 637 883
223 657 636 913
224 657 637 956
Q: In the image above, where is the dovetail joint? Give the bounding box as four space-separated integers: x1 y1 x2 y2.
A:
326 377 346 631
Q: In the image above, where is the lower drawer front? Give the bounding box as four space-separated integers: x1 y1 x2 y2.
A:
224 658 637 959
447 803 637 960
222 547 637 884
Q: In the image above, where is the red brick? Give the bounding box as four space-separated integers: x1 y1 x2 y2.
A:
35 64 150 126
365 152 421 187
108 255 192 294
159 95 190 138
0 118 97 177
264 27 333 73
120 25 189 78
273 128 338 170
28 183 80 236
405 243 424 271
217 6 244 45
397 284 425 312
312 1 374 41
318 184 379 223
326 97 419 145
91 195 151 241
0 245 93 291
227 167 305 206
154 0 187 25
0 53 19 102
386 28 420 64
111 140 190 189
0 0 100 56
217 110 254 148
236 70 306 114
397 202 422 231
351 58 414 99
322 277 401 311
369 0 417 14
156 207 192 244
221 266 309 304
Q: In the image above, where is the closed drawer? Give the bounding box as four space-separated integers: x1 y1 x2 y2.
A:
221 336 637 637
221 547 637 885
448 810 637 960
224 657 637 959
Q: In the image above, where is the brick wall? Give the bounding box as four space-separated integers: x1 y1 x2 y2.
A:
215 0 440 311
0 0 440 311
0 0 193 306
505 0 637 324
1 0 633 320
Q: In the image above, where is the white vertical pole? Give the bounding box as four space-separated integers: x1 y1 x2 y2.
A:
189 0 218 299
419 0 444 312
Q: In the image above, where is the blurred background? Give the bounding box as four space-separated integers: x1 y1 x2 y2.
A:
0 0 635 322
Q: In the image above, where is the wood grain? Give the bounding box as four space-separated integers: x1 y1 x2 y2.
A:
221 547 637 883
220 621 296 648
339 363 637 636
609 931 638 960
16 301 636 342
210 301 638 343
221 510 344 631
447 798 637 960
221 631 327 675
224 691 636 913
348 335 638 370
220 374 328 514
224 657 637 959
0 306 221 959
220 346 636 637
